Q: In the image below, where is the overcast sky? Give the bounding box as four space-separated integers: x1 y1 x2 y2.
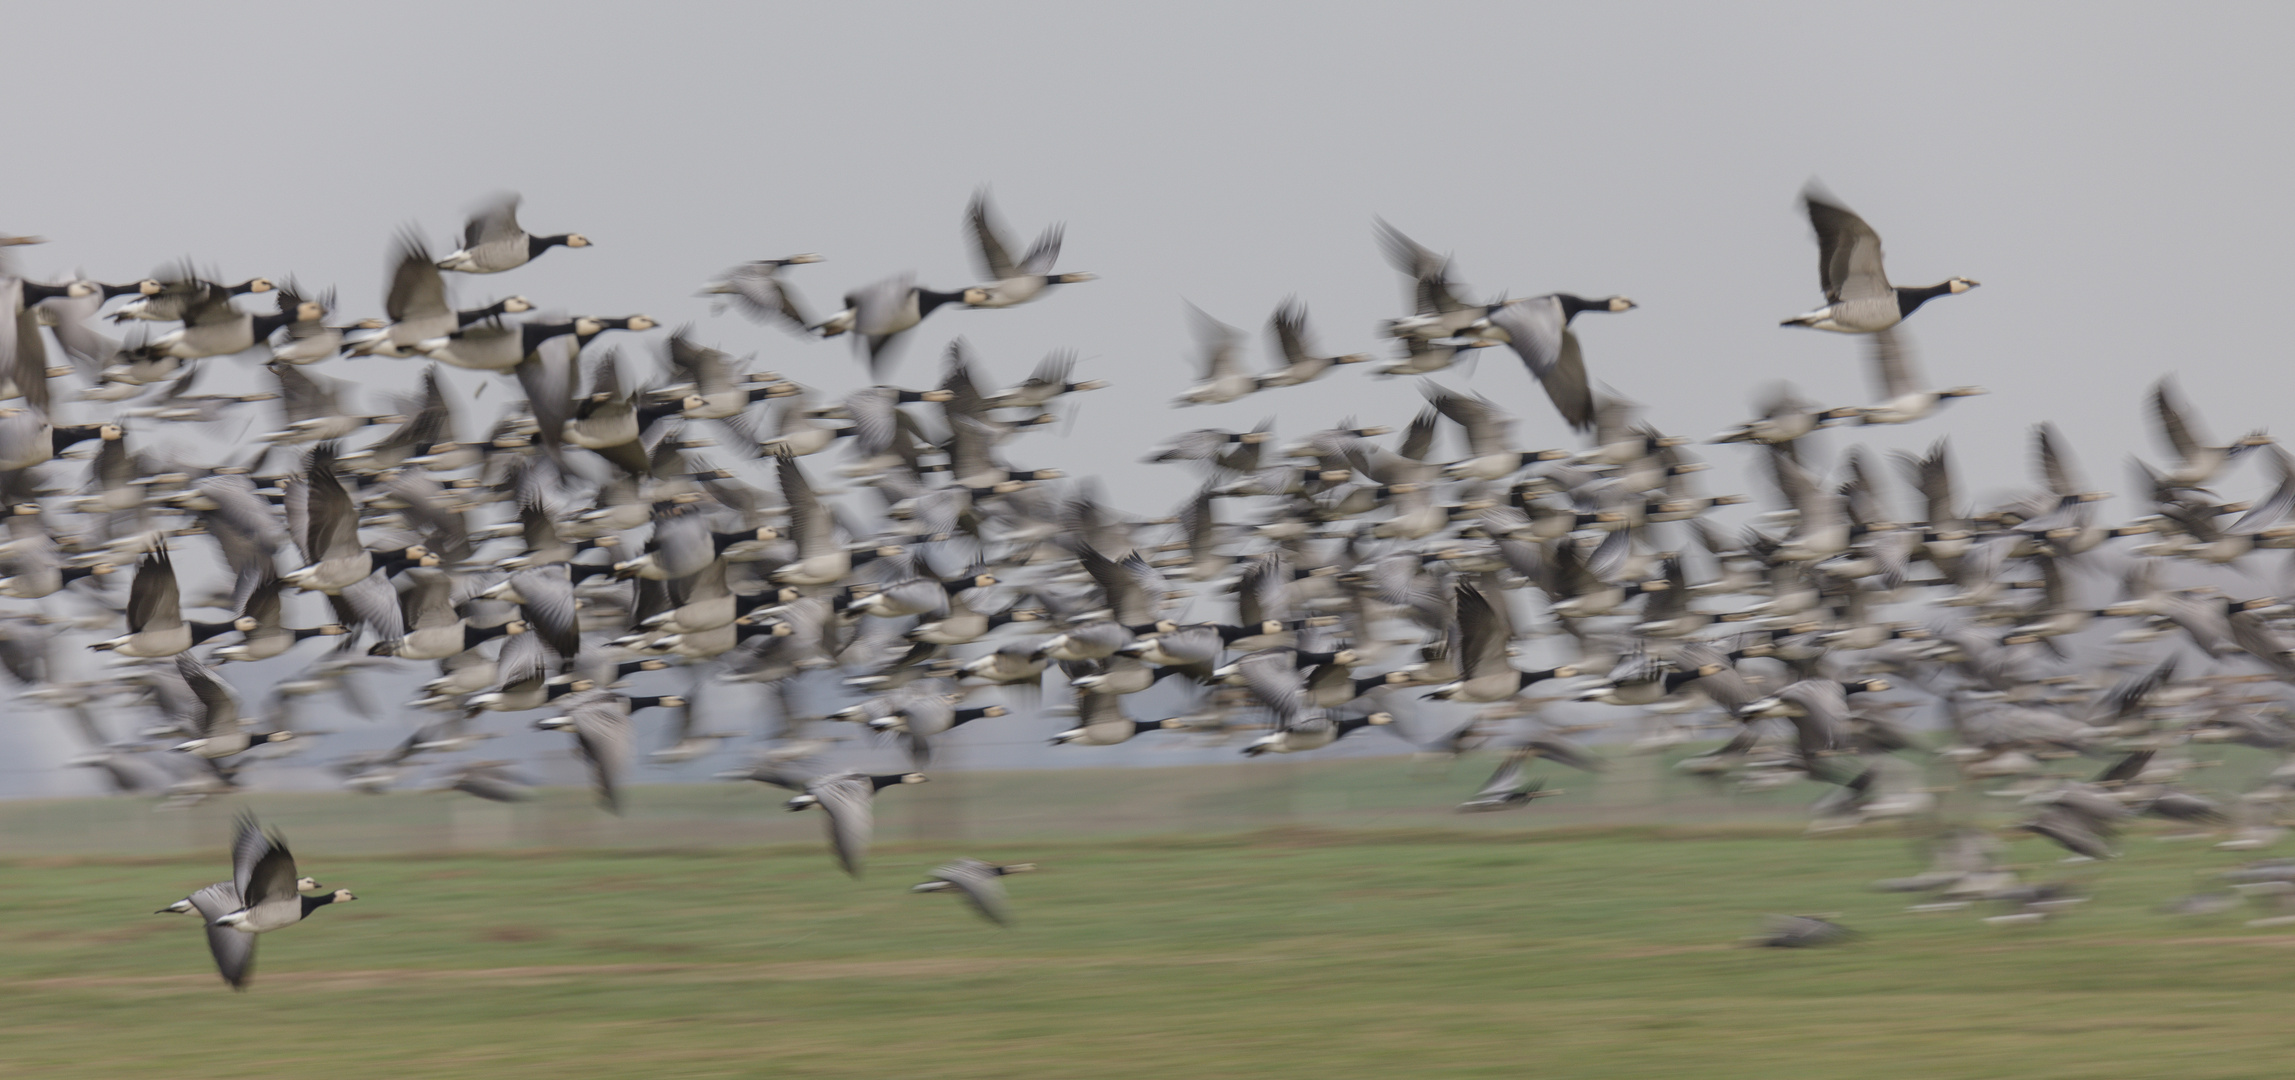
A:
6 3 2292 795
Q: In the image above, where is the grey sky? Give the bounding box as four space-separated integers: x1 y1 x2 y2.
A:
5 3 2291 795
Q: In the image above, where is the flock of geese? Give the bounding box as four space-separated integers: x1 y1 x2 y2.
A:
4 182 2290 985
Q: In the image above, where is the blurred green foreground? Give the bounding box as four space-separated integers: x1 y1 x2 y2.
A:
4 758 2294 1079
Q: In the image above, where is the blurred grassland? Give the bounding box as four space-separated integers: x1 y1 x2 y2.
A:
5 755 2295 1078
5 746 2281 859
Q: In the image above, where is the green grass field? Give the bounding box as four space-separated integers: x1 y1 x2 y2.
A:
6 776 2295 1079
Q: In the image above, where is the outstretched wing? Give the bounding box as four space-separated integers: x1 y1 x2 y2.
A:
1803 186 1889 302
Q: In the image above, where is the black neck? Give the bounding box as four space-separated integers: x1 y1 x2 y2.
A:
250 311 296 339
373 549 426 577
102 281 148 300
916 289 967 316
51 426 106 454
19 281 71 304
521 321 581 350
1555 294 1603 321
463 623 512 648
529 234 570 258
187 619 240 645
1895 282 1956 318
459 301 511 327
301 893 339 916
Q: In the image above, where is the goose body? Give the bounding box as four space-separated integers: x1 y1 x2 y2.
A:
912 858 1036 925
1476 293 1634 433
779 771 928 876
1173 304 1255 406
1782 186 1976 333
91 547 190 657
960 192 1094 309
435 194 588 273
417 316 651 372
701 254 822 331
194 814 354 987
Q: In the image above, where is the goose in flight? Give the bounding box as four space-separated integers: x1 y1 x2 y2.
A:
181 813 355 988
912 858 1037 925
812 273 967 381
700 254 823 333
436 193 589 273
959 190 1094 309
1474 293 1635 433
787 771 929 876
1782 185 1976 333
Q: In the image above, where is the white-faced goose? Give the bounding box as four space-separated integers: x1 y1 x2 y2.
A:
1374 218 1493 341
1256 298 1368 388
435 193 589 274
777 770 928 876
166 654 296 759
416 314 654 373
350 230 534 357
814 273 969 381
1172 302 1254 407
535 688 632 814
702 254 823 332
212 574 348 663
109 271 273 324
1816 328 1987 426
2144 377 2272 489
1050 689 1176 745
912 858 1037 925
979 350 1105 411
132 279 319 362
1475 292 1636 433
21 274 158 376
960 190 1094 309
1782 184 1976 333
159 874 319 915
89 546 189 657
280 443 432 594
1421 584 1578 703
369 568 528 660
195 813 355 987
